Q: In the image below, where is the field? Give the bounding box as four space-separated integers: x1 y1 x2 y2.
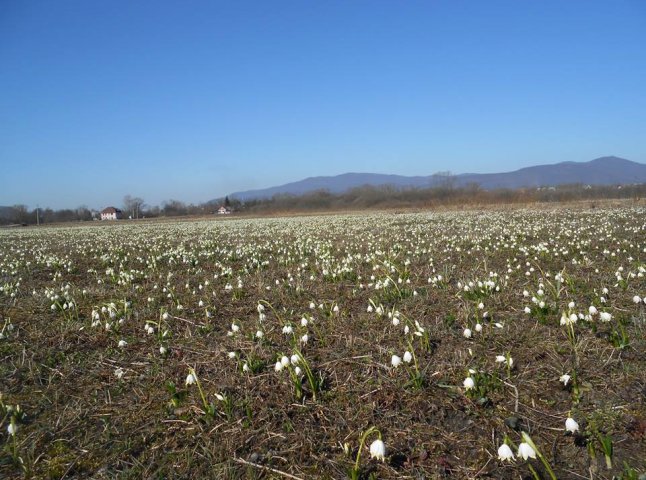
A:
1 206 645 479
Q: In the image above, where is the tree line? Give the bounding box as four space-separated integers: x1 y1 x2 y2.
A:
233 182 646 213
1 183 645 226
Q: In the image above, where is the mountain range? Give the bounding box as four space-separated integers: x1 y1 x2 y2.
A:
230 156 646 201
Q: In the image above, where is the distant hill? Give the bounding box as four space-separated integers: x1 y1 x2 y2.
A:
229 156 646 201
457 156 646 189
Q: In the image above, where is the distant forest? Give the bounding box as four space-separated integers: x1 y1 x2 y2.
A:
2 183 645 225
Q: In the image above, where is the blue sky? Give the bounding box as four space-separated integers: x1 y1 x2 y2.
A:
1 1 645 210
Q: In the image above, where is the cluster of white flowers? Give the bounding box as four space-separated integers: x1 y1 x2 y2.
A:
3 205 646 478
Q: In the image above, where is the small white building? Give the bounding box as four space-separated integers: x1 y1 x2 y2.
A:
217 206 231 215
100 207 123 220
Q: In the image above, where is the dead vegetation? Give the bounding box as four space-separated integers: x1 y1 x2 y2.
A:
1 206 645 479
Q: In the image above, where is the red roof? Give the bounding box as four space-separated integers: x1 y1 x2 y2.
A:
101 207 122 214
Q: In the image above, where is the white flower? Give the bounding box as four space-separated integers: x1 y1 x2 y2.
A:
403 351 412 363
475 323 483 332
632 295 642 304
255 330 264 339
589 305 598 315
274 361 284 372
290 354 300 365
185 372 197 385
280 355 290 367
560 374 571 386
159 346 168 355
463 328 472 338
300 334 309 344
599 312 612 322
114 367 125 379
565 417 579 433
7 423 17 436
242 363 250 372
524 306 531 314
560 313 576 326
231 323 240 332
300 317 308 326
495 355 506 363
497 444 514 461
463 377 475 390
118 340 127 348
517 442 537 460
294 366 302 376
228 351 236 359
369 439 386 461
391 355 402 368
282 325 293 335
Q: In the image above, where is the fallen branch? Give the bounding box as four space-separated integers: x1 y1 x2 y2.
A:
233 456 305 480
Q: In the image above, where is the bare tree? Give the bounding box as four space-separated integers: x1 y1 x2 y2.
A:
12 204 29 224
123 195 146 219
162 199 187 216
75 205 92 221
431 171 456 190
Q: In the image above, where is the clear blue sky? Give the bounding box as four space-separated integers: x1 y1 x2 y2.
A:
1 1 645 210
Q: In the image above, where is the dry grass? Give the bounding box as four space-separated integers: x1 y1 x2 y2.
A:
1 206 645 479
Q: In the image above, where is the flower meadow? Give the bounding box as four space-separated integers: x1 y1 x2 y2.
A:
1 207 645 479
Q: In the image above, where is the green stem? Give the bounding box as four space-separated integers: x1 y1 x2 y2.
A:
294 349 318 401
190 368 210 414
10 419 19 463
527 463 541 480
522 432 557 480
405 339 422 388
352 426 380 476
259 299 284 324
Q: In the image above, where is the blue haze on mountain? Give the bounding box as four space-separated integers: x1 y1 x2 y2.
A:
230 156 646 200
